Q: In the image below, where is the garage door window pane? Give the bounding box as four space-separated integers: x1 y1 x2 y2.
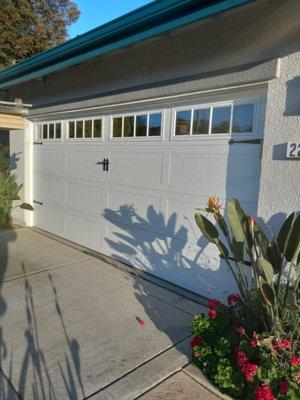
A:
49 123 54 139
55 123 61 139
232 104 254 133
69 122 75 138
76 121 83 138
93 119 102 138
43 124 48 139
136 115 147 137
113 118 122 138
124 116 134 137
211 107 231 134
175 110 191 135
84 120 92 138
149 113 162 136
193 108 210 135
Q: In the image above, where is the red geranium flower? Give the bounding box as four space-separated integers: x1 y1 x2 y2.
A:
190 336 203 348
241 362 259 382
208 309 218 319
235 326 246 336
290 355 300 366
227 293 242 305
249 337 260 348
234 346 249 367
278 381 289 394
273 338 292 352
254 384 275 400
208 299 219 309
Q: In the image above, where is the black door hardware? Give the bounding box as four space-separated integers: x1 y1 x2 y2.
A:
228 139 263 145
33 200 43 205
96 158 110 171
33 141 43 145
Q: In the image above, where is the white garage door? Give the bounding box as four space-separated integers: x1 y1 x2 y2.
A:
33 91 265 299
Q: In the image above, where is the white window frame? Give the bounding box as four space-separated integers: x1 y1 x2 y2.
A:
66 116 104 141
109 110 165 141
35 121 63 141
171 99 259 141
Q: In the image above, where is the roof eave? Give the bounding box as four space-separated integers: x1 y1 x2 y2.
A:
0 0 252 90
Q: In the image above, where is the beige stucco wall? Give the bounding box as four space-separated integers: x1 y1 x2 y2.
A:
258 51 300 231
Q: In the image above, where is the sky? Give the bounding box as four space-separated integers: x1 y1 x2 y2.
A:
68 0 154 38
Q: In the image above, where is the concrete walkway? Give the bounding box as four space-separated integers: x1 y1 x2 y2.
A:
0 228 224 400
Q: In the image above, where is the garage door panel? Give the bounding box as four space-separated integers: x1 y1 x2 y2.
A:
35 148 65 174
109 151 163 185
33 174 64 205
65 149 107 180
168 152 227 195
226 152 261 203
106 189 162 223
105 221 237 298
65 212 105 252
34 204 65 237
65 181 104 216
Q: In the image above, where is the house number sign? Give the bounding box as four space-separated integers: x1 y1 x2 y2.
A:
287 142 300 159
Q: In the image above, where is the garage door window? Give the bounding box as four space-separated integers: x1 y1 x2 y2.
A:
36 122 62 140
174 101 255 137
112 112 162 139
67 119 102 139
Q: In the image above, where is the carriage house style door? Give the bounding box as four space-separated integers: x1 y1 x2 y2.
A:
33 89 265 299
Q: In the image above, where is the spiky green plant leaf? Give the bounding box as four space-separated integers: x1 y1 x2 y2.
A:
260 279 275 307
215 239 229 258
278 212 300 262
195 213 219 243
227 199 248 244
258 258 274 284
232 237 244 262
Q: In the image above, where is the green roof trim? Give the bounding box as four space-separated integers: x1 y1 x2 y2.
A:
0 0 252 90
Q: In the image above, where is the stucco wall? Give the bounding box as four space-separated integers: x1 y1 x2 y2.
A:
258 51 300 231
9 130 25 224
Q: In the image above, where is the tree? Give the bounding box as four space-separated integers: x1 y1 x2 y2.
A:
0 0 80 70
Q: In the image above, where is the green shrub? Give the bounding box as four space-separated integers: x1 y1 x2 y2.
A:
192 302 300 399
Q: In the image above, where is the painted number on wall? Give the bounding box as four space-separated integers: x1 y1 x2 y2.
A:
287 142 300 159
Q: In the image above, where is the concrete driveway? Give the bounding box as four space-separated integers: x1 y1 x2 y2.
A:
0 228 209 400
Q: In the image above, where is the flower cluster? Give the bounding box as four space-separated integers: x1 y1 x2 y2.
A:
273 338 292 353
227 293 242 306
208 298 219 319
234 346 259 382
254 384 275 400
191 297 300 399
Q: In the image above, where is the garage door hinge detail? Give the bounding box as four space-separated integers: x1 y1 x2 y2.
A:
33 200 43 205
33 141 43 145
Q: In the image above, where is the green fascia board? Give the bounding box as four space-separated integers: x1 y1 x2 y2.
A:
0 0 252 90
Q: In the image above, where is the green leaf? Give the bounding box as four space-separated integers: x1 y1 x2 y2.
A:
258 257 274 284
253 221 269 258
260 279 275 307
19 203 34 211
215 239 229 258
227 199 247 243
213 213 228 237
266 240 282 274
278 212 300 262
195 213 219 243
232 237 244 262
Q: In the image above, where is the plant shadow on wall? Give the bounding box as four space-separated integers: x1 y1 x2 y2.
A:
0 262 85 399
103 203 240 301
